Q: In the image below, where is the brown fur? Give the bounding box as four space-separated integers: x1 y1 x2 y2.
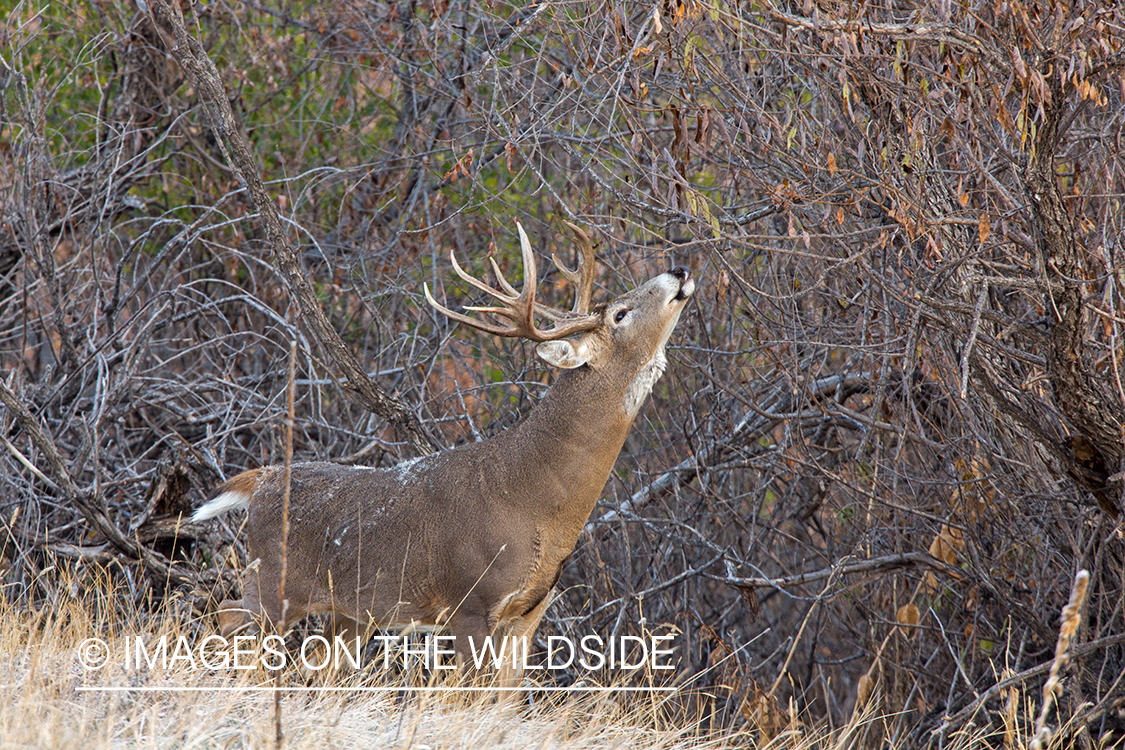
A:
210 467 266 501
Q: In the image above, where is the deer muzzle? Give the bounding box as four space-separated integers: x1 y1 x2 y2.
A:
669 266 695 301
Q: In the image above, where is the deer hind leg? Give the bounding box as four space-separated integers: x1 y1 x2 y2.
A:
325 611 367 645
217 565 272 637
217 599 255 637
216 560 268 637
216 594 287 637
216 565 310 638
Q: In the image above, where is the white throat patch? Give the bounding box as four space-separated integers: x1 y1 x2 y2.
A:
623 348 667 417
621 299 687 418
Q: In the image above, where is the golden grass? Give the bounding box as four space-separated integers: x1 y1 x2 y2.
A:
0 566 1096 749
0 569 749 749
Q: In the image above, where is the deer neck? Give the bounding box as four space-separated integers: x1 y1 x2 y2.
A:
496 364 637 530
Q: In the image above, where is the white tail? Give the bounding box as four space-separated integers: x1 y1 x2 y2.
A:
196 222 694 682
193 490 250 521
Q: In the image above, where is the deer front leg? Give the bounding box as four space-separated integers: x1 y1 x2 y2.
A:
450 613 496 686
493 590 553 689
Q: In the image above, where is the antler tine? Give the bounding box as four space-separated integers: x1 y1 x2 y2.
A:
554 221 596 315
423 283 519 338
488 257 520 297
488 248 571 322
513 222 540 337
449 249 517 304
513 222 600 333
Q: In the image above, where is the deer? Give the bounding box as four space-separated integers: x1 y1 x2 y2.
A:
192 222 695 683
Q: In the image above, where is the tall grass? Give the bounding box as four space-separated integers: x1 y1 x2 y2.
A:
2 563 1095 748
0 564 739 748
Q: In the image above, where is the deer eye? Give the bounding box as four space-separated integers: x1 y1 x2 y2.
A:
614 309 629 323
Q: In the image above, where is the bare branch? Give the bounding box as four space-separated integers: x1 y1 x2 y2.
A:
150 0 435 456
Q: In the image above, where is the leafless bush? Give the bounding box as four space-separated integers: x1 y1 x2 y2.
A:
1 0 1123 745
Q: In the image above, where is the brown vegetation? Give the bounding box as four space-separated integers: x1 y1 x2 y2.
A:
1 0 1123 746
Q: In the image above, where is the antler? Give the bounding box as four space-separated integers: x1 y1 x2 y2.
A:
554 221 595 315
424 222 600 341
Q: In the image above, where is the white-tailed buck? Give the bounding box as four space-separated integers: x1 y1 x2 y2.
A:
193 222 694 680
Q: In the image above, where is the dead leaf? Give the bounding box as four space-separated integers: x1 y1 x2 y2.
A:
896 603 921 637
929 529 957 566
857 673 874 707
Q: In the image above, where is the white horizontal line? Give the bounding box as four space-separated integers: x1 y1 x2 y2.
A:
77 685 677 693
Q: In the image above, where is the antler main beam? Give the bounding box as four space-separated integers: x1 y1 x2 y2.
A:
424 222 601 342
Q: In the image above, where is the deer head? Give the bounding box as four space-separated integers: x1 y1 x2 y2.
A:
425 222 693 415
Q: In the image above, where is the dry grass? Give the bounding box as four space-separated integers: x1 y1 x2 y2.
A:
1 566 1097 749
0 569 740 749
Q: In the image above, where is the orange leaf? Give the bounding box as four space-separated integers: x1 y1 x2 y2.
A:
896 603 921 637
857 674 874 707
929 525 963 567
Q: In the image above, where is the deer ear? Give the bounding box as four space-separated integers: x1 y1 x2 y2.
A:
536 339 590 369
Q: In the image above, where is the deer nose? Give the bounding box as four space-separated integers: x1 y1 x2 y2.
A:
670 266 689 280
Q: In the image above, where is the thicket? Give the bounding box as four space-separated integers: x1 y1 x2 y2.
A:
1 0 1123 746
